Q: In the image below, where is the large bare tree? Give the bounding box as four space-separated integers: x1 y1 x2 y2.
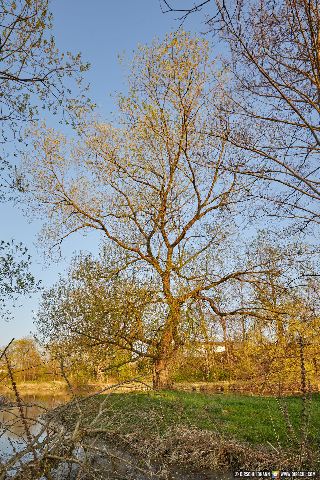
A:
161 0 320 231
24 32 265 388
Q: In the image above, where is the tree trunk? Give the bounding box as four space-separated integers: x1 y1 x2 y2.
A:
220 316 230 366
153 357 171 390
276 316 284 342
152 300 181 389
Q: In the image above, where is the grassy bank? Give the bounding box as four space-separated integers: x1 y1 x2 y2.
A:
54 390 320 474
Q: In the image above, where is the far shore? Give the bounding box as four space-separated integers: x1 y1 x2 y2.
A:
0 379 152 397
0 380 102 396
0 379 315 397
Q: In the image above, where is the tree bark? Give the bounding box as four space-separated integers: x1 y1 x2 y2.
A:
153 357 171 390
152 300 181 389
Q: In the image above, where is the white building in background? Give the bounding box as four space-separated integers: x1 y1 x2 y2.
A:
214 345 226 353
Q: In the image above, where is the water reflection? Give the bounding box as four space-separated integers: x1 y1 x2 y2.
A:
0 392 70 461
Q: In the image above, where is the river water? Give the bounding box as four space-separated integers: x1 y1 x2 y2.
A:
0 392 70 465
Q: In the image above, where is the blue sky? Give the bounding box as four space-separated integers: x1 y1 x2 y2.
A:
0 1 206 344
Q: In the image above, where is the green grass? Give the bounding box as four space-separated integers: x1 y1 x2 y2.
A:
60 390 320 448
